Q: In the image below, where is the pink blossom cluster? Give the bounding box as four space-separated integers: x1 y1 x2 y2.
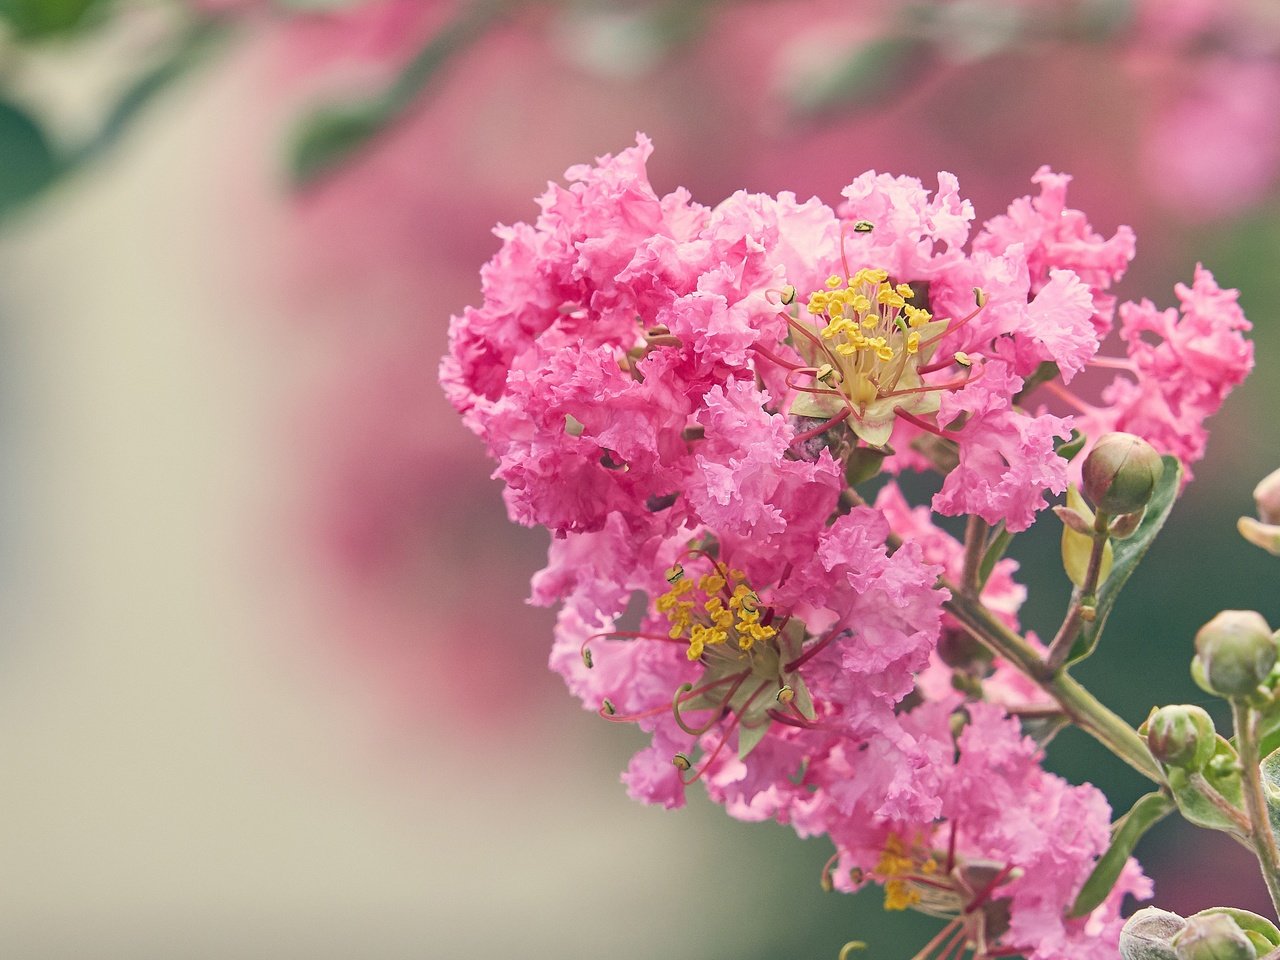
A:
441 138 1249 957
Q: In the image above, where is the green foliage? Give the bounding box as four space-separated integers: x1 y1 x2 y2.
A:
0 100 61 217
788 35 933 119
0 0 108 40
1070 791 1173 917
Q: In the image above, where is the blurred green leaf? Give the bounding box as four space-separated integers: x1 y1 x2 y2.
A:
0 0 109 39
287 98 394 187
1068 456 1182 665
1069 791 1173 918
789 35 933 119
0 100 61 216
288 0 509 187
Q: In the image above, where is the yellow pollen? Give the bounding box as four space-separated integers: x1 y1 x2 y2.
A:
896 283 915 299
826 275 843 289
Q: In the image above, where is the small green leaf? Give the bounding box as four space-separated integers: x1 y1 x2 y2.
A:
1055 427 1087 462
1068 456 1182 665
788 35 934 119
1166 736 1245 834
0 100 61 217
1069 791 1173 917
977 522 1012 590
1061 484 1113 588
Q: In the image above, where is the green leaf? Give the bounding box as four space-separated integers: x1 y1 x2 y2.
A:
0 0 108 39
1166 736 1245 834
1061 484 1113 589
288 0 506 186
287 98 393 187
1069 791 1173 917
1068 456 1182 665
788 35 934 119
0 100 61 217
977 522 1011 589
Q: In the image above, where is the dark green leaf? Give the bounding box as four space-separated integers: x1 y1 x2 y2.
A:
0 100 60 217
1068 456 1182 665
1069 791 1173 917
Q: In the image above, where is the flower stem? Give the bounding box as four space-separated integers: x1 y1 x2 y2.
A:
960 515 987 597
1232 700 1280 919
944 586 1163 784
1045 508 1109 674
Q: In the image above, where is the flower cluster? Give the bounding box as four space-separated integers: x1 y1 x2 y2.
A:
441 137 1251 958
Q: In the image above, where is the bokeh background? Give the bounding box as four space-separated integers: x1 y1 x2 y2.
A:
2 1 1279 956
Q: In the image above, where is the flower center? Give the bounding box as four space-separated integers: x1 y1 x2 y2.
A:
657 564 777 661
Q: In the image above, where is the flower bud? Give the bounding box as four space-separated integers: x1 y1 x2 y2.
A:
1173 913 1257 960
1193 611 1278 699
1120 907 1185 960
1146 705 1216 770
1082 433 1164 515
1254 467 1280 525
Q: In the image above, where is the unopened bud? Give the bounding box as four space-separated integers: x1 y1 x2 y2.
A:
1109 511 1144 540
1146 705 1216 770
1193 611 1278 699
1173 913 1256 960
937 627 993 672
1082 433 1164 515
1254 467 1280 525
1120 907 1185 960
1054 504 1095 537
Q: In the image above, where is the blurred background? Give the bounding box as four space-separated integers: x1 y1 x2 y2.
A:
1 0 1279 956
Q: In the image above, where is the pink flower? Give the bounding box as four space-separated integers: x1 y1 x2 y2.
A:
1069 265 1254 480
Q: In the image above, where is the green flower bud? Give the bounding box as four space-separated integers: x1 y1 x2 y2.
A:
1254 467 1280 525
1193 611 1278 699
1120 907 1185 960
1146 705 1216 770
1173 913 1257 960
1082 433 1164 515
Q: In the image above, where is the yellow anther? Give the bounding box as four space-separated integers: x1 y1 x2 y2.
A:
906 331 920 355
852 219 874 233
876 344 895 362
851 294 871 313
780 284 796 305
698 573 726 594
896 283 915 298
826 275 843 290
904 305 931 327
672 753 692 771
776 684 795 704
665 564 685 584
815 363 839 386
686 636 704 660
877 288 905 309
954 351 972 367
973 287 987 308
